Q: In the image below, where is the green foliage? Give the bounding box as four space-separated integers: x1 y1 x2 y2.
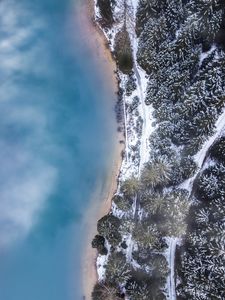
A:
151 254 169 279
126 278 152 300
133 222 160 249
92 235 108 255
195 164 225 201
159 190 190 237
97 0 114 27
120 177 139 198
210 137 225 163
179 156 198 181
141 157 172 189
119 218 135 235
113 194 133 211
92 1 225 299
105 252 132 284
126 269 166 300
114 26 133 74
97 214 122 246
97 214 121 236
125 74 137 97
178 197 225 299
140 192 165 215
92 283 122 300
139 188 190 238
107 230 122 247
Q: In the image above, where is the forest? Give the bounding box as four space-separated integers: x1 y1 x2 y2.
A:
92 0 225 299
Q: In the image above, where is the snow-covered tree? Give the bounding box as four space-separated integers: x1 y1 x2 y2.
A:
105 252 132 284
113 194 133 211
97 214 122 246
92 283 122 300
120 177 139 198
141 156 172 189
195 164 225 201
210 136 225 163
133 222 160 249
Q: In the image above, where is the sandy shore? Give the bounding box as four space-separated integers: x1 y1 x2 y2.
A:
79 1 124 299
77 0 118 91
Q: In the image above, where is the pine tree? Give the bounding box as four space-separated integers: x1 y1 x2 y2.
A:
133 222 159 249
141 156 172 189
105 252 132 284
92 283 122 300
120 177 139 198
97 0 114 27
113 194 133 211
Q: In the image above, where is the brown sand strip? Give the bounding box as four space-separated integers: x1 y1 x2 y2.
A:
78 1 124 299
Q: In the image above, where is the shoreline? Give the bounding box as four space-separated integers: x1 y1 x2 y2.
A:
78 0 118 92
79 1 123 299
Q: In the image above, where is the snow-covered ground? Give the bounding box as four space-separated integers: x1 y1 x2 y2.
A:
165 237 180 300
96 239 110 281
129 0 153 177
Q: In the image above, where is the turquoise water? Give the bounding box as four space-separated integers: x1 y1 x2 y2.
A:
0 0 116 299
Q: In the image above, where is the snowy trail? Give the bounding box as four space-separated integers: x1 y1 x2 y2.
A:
129 0 152 177
180 106 225 194
122 75 130 163
167 238 178 300
134 64 148 176
195 107 225 168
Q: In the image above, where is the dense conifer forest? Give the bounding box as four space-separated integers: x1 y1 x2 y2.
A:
92 0 225 299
